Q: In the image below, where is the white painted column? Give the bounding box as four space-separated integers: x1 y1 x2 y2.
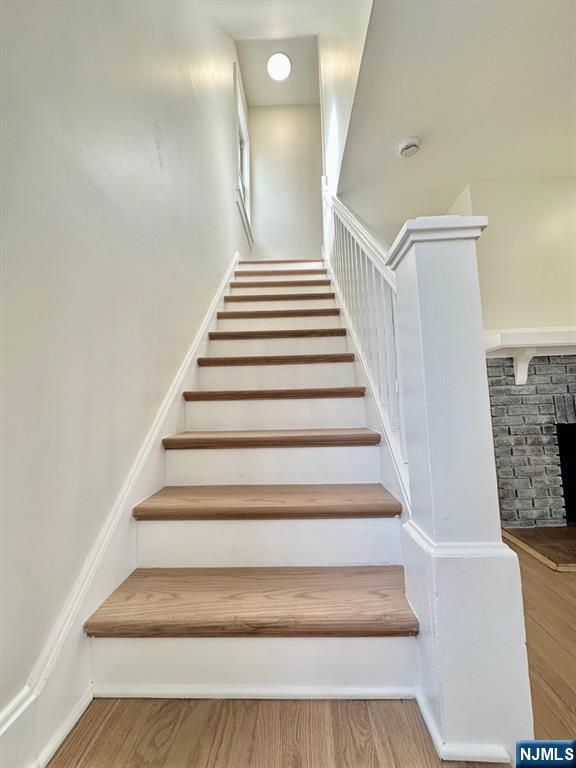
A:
387 217 533 762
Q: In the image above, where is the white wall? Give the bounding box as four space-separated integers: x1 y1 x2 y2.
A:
249 105 323 260
0 0 246 715
318 2 372 195
448 180 576 330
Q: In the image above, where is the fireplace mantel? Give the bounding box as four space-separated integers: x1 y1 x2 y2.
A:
485 327 576 384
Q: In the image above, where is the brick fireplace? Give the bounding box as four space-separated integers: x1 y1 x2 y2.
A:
487 354 576 527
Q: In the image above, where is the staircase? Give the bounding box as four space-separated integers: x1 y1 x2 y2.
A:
85 258 419 697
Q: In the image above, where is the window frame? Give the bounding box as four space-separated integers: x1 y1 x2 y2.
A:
234 63 253 247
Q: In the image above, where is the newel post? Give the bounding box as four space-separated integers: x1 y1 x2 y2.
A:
387 217 533 761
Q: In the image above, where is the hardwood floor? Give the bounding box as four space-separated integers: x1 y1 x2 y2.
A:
50 545 574 766
503 527 576 571
508 540 576 738
48 699 503 768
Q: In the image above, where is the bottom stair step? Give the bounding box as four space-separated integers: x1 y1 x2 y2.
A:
85 566 419 638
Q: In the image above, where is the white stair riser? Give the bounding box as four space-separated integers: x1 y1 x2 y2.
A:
165 445 380 484
92 637 417 697
136 518 401 568
185 397 365 430
197 362 355 390
208 335 348 356
236 261 324 271
230 284 332 295
223 298 336 312
217 315 342 330
233 272 327 283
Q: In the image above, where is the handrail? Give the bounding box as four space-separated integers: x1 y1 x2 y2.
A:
329 196 397 291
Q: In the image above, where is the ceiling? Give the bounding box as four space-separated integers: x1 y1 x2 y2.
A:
237 36 319 107
195 0 369 40
338 0 576 246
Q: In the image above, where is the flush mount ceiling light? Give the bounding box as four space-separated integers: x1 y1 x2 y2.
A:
267 52 292 81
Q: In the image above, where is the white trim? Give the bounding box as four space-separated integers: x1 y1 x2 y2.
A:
236 188 254 248
34 687 93 768
0 253 241 752
403 519 513 560
484 326 576 384
93 684 416 700
325 258 411 505
416 692 511 764
386 215 488 270
327 195 396 290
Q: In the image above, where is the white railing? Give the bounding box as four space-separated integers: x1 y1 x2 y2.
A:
323 192 407 467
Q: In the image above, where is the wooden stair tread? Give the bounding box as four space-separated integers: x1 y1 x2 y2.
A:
224 292 335 302
208 328 346 340
162 428 381 449
134 483 402 520
238 259 322 265
183 386 365 401
218 308 340 319
197 353 354 367
235 269 327 277
229 280 331 288
84 566 419 638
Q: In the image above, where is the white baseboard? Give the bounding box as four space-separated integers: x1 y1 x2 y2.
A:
416 692 511 764
0 252 241 767
34 687 93 768
94 684 416 700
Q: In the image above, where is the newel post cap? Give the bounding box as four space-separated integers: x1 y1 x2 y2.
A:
386 215 488 270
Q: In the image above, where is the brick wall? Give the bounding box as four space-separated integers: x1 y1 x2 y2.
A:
487 354 576 527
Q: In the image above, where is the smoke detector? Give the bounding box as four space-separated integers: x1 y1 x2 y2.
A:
398 137 421 158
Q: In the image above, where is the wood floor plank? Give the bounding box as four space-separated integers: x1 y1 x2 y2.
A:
49 699 512 767
133 483 402 521
503 527 576 571
48 699 119 768
330 700 382 768
73 699 147 767
369 700 440 768
250 700 336 768
162 428 381 450
506 540 576 740
183 387 364 401
114 699 188 767
84 566 419 638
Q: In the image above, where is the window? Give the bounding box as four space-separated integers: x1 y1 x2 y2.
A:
234 63 253 246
